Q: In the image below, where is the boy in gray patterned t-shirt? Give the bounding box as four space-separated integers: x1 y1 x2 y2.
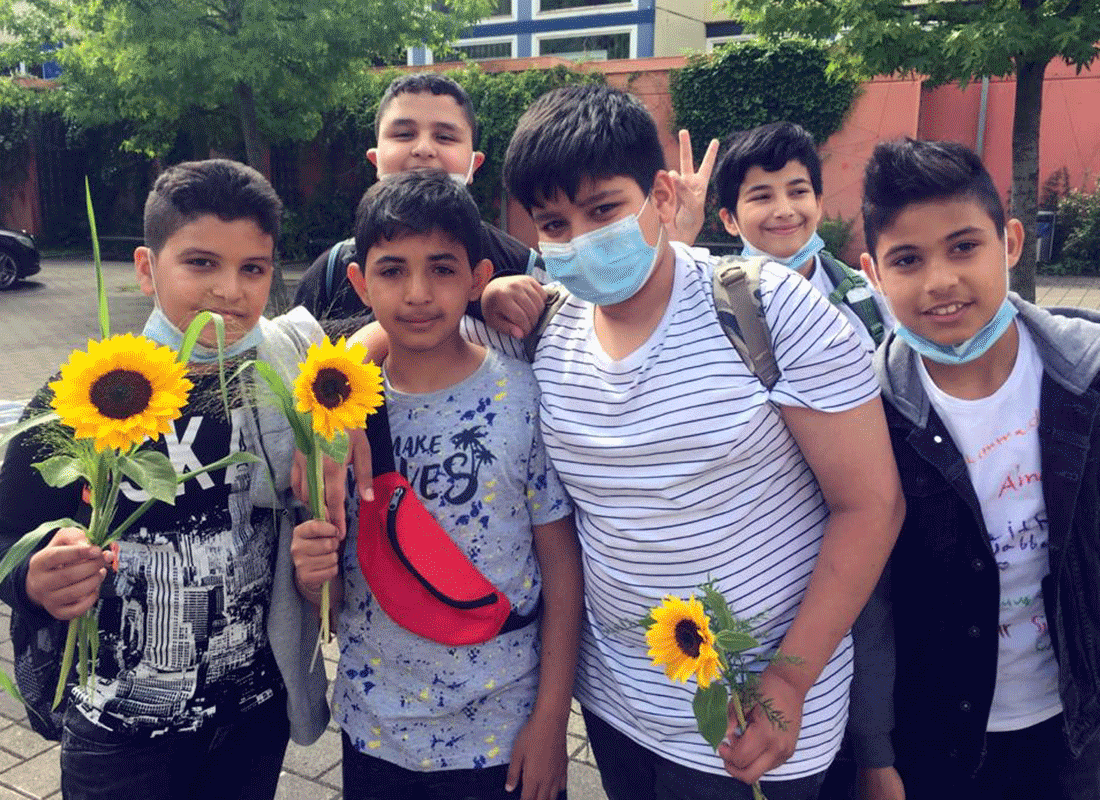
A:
292 169 580 800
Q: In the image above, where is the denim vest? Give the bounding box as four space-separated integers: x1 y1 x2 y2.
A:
884 369 1100 776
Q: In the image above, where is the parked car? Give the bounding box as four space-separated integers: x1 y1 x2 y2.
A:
0 228 40 290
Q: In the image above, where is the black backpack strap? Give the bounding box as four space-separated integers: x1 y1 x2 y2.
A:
712 255 780 390
522 285 572 363
818 251 886 345
365 399 395 477
324 238 356 305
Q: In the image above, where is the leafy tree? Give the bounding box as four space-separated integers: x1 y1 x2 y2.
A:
3 0 492 172
722 0 1100 301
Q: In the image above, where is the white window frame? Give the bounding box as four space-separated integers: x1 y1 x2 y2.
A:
486 0 517 20
535 25 635 60
705 33 755 52
425 36 518 64
534 0 635 19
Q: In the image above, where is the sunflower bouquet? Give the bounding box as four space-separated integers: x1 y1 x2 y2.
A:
644 582 795 800
0 181 256 710
249 336 383 647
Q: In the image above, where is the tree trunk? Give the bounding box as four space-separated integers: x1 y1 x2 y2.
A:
234 81 290 314
1009 57 1046 303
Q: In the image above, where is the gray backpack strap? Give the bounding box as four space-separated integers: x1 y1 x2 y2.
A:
818 251 886 345
522 285 572 362
712 255 780 390
324 238 356 302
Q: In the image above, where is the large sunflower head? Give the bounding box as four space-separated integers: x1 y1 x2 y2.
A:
646 595 722 688
49 334 192 453
293 337 384 440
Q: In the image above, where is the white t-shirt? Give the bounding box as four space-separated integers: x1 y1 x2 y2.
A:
806 254 895 355
918 320 1061 731
532 243 879 779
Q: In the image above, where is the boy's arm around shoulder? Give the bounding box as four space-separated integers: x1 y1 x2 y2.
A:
507 512 583 800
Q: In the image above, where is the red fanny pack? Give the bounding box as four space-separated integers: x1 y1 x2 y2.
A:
356 402 539 647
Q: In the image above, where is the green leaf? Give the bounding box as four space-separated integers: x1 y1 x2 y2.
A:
692 681 729 750
316 430 349 465
0 669 27 707
0 411 60 452
178 310 224 366
86 177 108 340
639 613 657 629
251 360 314 454
32 455 86 489
118 449 178 504
716 629 760 655
177 451 261 485
0 518 85 584
700 582 734 633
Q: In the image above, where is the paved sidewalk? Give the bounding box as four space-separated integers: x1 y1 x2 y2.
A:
0 258 1096 798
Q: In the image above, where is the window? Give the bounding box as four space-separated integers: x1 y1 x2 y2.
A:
437 40 514 62
538 31 630 60
539 0 628 11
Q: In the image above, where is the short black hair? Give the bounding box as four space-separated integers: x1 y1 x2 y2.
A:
714 121 823 216
862 138 1006 258
502 83 666 211
354 169 482 269
143 159 282 255
375 73 479 148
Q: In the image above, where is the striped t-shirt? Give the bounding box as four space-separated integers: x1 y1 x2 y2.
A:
532 243 879 779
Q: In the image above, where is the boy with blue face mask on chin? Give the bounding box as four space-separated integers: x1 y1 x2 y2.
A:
857 138 1100 800
495 83 905 800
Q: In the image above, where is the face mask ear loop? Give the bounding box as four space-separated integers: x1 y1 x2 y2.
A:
464 152 476 184
147 250 165 312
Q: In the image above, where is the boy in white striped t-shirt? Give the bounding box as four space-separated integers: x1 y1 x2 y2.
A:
480 84 905 800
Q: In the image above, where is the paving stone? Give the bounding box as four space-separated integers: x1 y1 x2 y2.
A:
0 725 52 761
275 770 339 800
0 745 60 799
282 727 341 780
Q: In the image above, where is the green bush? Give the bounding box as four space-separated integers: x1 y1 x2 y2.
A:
818 213 853 257
1051 184 1100 275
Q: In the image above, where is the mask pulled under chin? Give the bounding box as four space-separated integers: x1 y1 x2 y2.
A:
739 231 826 270
142 307 264 363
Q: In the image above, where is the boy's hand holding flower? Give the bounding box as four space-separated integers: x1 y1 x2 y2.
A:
25 528 112 621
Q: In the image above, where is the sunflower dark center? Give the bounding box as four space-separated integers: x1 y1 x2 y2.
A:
674 619 704 658
313 367 352 409
89 369 154 420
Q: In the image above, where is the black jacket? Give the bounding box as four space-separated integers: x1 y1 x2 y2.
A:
864 297 1100 788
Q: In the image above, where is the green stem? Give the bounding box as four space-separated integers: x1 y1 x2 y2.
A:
730 689 766 800
306 445 331 643
53 618 79 710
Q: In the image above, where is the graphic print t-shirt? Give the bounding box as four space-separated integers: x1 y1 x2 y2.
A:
74 370 284 732
335 349 572 771
918 320 1061 731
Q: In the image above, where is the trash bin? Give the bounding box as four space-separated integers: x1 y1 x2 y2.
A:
1036 210 1055 263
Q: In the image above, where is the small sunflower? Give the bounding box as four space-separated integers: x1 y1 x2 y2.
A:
294 337 384 440
646 595 722 688
49 334 192 452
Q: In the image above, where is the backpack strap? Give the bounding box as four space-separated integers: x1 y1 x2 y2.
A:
712 254 780 390
818 251 886 345
519 258 780 389
324 238 356 304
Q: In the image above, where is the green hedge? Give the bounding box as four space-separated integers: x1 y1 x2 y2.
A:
1046 184 1100 275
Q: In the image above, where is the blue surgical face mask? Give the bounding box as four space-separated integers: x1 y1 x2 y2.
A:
878 237 1016 366
539 199 663 306
739 231 826 271
141 253 263 363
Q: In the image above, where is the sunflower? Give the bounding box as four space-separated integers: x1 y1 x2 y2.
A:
646 595 722 688
49 334 192 452
293 337 384 440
